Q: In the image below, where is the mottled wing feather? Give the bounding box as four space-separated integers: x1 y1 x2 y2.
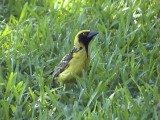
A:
52 52 72 78
52 47 82 79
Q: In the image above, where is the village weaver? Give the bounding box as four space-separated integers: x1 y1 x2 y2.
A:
52 30 98 83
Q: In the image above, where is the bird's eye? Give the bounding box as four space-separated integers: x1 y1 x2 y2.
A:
82 33 87 36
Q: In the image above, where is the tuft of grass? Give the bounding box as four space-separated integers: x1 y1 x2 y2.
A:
0 0 160 119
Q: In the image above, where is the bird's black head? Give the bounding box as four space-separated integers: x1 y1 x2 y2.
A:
78 30 98 47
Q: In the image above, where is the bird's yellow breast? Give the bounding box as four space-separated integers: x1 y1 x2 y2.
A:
57 48 89 83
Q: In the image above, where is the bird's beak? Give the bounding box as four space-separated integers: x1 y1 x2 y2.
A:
87 31 99 39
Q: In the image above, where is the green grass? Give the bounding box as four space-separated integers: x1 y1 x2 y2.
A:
0 0 160 119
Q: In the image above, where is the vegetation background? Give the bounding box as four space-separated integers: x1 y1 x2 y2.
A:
0 0 160 119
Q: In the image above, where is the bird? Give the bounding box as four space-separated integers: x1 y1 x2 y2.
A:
52 30 98 83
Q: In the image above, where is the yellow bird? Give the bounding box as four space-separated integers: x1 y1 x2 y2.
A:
52 30 98 83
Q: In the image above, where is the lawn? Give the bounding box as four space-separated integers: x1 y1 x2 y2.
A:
0 0 160 119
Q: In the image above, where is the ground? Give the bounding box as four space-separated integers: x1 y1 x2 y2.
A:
0 0 160 119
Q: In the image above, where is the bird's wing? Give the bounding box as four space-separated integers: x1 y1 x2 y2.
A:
52 52 72 78
52 47 82 78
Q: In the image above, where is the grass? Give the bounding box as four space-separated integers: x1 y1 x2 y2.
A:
0 0 160 119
